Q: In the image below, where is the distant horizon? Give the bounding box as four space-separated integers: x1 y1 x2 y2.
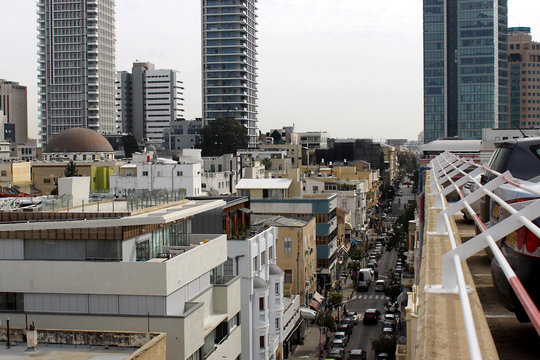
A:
2 0 539 143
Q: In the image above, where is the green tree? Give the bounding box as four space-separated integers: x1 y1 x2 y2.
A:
371 334 397 359
64 160 79 177
316 308 335 350
198 117 249 156
122 134 140 158
261 158 272 170
384 268 402 301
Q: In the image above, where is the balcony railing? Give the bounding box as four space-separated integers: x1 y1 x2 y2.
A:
426 151 540 359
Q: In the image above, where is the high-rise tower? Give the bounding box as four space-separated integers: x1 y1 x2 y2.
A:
37 0 116 146
507 27 540 129
201 0 258 147
423 0 508 143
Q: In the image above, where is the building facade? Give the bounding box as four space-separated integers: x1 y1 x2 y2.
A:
0 79 28 142
38 0 116 145
116 62 185 148
201 0 259 147
225 226 284 360
507 27 540 129
162 118 203 150
0 196 241 360
423 0 508 143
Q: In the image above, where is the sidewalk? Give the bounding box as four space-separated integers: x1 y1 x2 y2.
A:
290 280 356 359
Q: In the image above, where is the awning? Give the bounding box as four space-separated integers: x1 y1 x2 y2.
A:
309 292 325 310
345 222 353 230
239 207 252 214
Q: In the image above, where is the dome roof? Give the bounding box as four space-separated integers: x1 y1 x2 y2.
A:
253 276 267 289
45 128 114 153
269 264 283 275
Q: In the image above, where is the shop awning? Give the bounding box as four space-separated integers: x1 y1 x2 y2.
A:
309 292 325 311
239 207 252 214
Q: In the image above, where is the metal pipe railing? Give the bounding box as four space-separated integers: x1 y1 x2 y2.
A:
426 151 540 359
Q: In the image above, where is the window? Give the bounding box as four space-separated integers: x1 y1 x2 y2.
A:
259 297 264 311
284 237 292 252
142 171 149 176
268 245 273 259
259 336 265 348
177 171 183 176
0 170 6 177
253 255 258 271
275 282 280 296
43 178 51 184
275 318 280 331
261 251 266 265
0 292 24 310
284 270 293 284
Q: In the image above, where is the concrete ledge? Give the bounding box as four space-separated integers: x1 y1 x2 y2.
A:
415 174 499 360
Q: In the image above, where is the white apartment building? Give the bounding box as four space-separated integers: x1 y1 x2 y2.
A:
225 227 284 360
116 62 184 149
111 155 202 197
38 0 116 145
202 153 240 195
0 195 241 360
202 0 259 147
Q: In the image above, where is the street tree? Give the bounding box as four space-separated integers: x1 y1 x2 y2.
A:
316 308 335 351
198 117 249 156
64 160 79 177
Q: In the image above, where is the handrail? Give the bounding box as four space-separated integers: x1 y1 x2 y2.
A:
426 151 540 360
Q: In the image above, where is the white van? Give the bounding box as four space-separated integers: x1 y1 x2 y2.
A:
359 268 374 285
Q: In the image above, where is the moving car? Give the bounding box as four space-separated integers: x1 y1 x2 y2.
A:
374 279 385 292
357 280 369 292
362 308 380 325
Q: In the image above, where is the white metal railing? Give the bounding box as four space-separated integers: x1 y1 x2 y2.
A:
426 151 540 360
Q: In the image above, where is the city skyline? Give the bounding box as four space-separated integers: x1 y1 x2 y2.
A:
2 0 539 142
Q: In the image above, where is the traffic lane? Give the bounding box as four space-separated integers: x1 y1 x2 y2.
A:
345 288 390 360
343 250 397 359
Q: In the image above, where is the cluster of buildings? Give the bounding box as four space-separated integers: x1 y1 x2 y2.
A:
423 2 540 143
0 122 408 359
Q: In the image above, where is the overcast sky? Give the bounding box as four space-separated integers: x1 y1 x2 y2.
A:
2 1 539 141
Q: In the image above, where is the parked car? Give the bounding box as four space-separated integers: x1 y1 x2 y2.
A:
347 349 367 360
382 326 394 338
332 338 346 351
345 311 359 325
374 279 385 292
333 331 348 345
336 323 352 336
326 348 345 360
376 352 390 360
480 137 540 322
362 308 381 325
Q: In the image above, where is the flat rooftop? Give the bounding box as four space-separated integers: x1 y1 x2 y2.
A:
0 342 135 359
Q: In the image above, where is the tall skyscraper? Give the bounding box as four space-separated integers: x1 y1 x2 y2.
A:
37 0 116 146
507 27 540 129
423 0 508 143
116 62 185 149
0 79 28 142
201 0 259 147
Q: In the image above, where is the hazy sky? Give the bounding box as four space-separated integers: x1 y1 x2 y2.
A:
2 1 539 141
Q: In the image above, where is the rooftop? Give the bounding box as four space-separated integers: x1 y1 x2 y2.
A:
251 214 313 228
235 178 292 190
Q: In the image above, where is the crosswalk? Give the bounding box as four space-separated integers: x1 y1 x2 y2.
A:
349 294 391 301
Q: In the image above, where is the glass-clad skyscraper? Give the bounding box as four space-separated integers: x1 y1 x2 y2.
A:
201 0 258 147
423 0 507 143
37 0 116 146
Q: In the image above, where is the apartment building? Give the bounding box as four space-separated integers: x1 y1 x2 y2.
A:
202 0 259 147
225 226 284 360
0 79 27 142
37 0 116 145
116 62 185 148
0 193 241 360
